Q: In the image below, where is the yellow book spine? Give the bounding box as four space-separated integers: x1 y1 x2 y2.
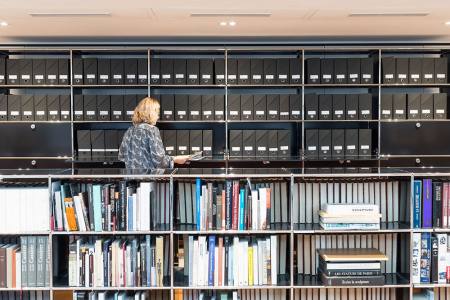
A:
248 246 253 286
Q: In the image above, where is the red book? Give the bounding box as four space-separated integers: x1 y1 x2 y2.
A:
232 181 239 230
443 182 448 228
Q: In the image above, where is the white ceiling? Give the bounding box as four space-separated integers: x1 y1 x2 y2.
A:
1 0 450 43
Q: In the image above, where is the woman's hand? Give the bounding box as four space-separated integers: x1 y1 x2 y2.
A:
173 155 191 165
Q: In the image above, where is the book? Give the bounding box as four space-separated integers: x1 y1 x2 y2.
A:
420 232 431 283
422 179 432 228
412 232 421 283
320 272 385 286
413 180 422 228
319 222 380 230
322 203 378 214
318 248 388 262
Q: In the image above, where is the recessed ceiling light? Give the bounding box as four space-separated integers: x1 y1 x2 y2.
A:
229 21 237 26
0 21 8 27
219 21 227 26
446 21 450 26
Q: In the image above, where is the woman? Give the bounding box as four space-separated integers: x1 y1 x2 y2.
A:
119 97 190 169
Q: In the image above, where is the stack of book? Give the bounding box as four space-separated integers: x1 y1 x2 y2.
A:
318 248 388 286
319 203 381 230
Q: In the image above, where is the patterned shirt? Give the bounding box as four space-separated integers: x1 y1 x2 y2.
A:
118 123 174 170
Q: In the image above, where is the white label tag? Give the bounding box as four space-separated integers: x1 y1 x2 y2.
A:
203 147 212 151
100 75 109 80
269 148 278 152
202 74 211 79
48 74 57 80
21 75 31 80
422 109 431 114
113 74 122 79
335 110 343 115
151 74 160 79
113 111 122 115
190 111 199 116
292 75 301 79
177 111 186 116
279 74 288 79
382 110 391 115
230 111 238 116
347 145 356 150
310 75 319 80
269 110 278 115
228 75 237 80
252 75 262 80
239 75 248 80
256 111 264 115
0 75 4 80
321 110 330 115
308 111 316 115
164 111 173 115
385 74 394 79
334 146 343 150
398 74 407 79
323 74 332 79
336 74 345 79
321 146 330 151
265 75 274 80
126 74 136 79
175 74 184 79
192 147 201 151
243 110 252 115
437 74 446 79
35 75 44 80
349 74 358 79
232 147 240 151
189 74 198 79
424 74 433 79
75 111 83 115
86 111 95 116
60 75 68 80
280 146 288 150
139 74 147 80
11 111 19 116
280 112 289 116
362 110 370 115
348 110 356 115
395 109 404 114
361 145 370 150
162 74 171 79
86 74 95 79
410 109 418 114
9 75 18 80
49 111 58 115
23 111 32 116
244 146 253 151
257 146 267 151
307 146 316 151
179 146 187 151
166 146 174 151
216 75 225 79
36 111 45 116
127 110 134 115
437 109 445 114
363 74 372 79
74 74 82 79
292 110 300 115
411 74 420 79
100 111 109 116
61 111 69 115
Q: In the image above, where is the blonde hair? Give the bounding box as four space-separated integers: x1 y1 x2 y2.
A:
132 97 160 125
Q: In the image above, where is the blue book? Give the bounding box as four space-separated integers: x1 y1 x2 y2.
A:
103 240 111 286
196 178 201 231
92 184 102 232
413 180 422 228
146 235 151 286
208 236 215 286
127 196 133 231
239 189 245 230
422 179 433 228
420 232 431 283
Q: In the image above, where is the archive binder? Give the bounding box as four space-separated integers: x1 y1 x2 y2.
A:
187 59 199 85
124 58 138 85
279 95 290 120
77 130 92 159
177 130 189 155
359 129 372 159
278 130 290 158
97 95 111 121
201 95 214 121
434 93 447 119
306 58 320 84
347 58 360 84
290 58 302 84
72 58 83 85
150 58 161 84
227 94 240 120
202 130 213 157
188 95 201 121
73 95 84 121
435 57 448 84
0 94 7 121
200 59 213 85
263 58 276 84
111 95 124 121
382 57 395 84
305 129 319 159
242 130 256 159
137 58 148 84
0 57 5 84
97 59 111 85
111 59 124 85
229 130 243 158
238 58 250 85
321 59 334 84
407 93 421 119
332 94 345 120
175 95 188 121
83 95 96 121
332 129 345 160
91 130 105 160
289 94 301 120
334 58 347 84
305 94 318 120
34 95 47 121
83 58 97 85
381 94 393 120
227 59 237 84
60 95 70 121
358 94 372 120
32 59 46 85
255 130 268 158
173 59 187 85
250 59 263 85
360 57 374 84
47 95 60 121
319 129 332 159
161 94 174 121
267 94 280 120
319 94 332 120
409 57 422 84
396 57 409 84
45 59 58 85
345 94 358 120
21 95 34 121
277 58 289 84
189 130 202 154
58 58 69 85
7 95 20 121
420 94 433 119
393 93 407 120
422 58 435 84
214 58 225 84
214 95 225 120
7 59 19 85
124 95 137 121
253 94 266 120
20 59 32 85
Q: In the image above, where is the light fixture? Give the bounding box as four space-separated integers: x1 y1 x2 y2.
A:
0 21 8 27
228 21 236 26
446 21 450 26
219 21 227 26
29 12 111 17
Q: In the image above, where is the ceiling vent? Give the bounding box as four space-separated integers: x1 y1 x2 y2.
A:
190 12 271 18
29 12 111 17
349 12 429 17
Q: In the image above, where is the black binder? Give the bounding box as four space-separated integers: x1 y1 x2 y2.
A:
250 59 263 85
175 95 188 121
150 58 161 84
229 130 243 158
382 57 395 84
124 58 138 85
255 130 268 158
7 95 20 121
320 59 334 84
187 59 199 85
345 129 358 159
435 57 448 84
420 93 433 119
214 58 225 85
393 93 407 120
319 94 332 120
72 58 83 85
34 95 47 121
305 129 319 159
214 95 225 120
160 94 174 121
358 129 372 159
20 59 33 85
111 95 124 121
200 59 213 85
289 94 301 120
334 58 347 84
201 95 214 121
83 95 96 121
0 57 5 84
407 93 421 119
381 94 393 120
267 94 280 120
60 95 71 121
97 95 111 121
345 94 358 120
58 59 69 85
173 59 186 85
360 57 374 84
241 94 253 120
189 130 203 154
163 130 176 156
268 131 278 159
277 58 290 84
395 57 409 84
332 94 345 120
242 130 256 159
104 130 119 159
227 94 240 120
160 59 174 85
279 95 290 120
305 94 318 120
289 57 302 84
45 59 58 85
0 94 6 120
319 129 332 160
124 94 137 121
306 58 320 84
111 59 124 85
97 59 111 85
263 58 276 84
188 95 201 121
83 58 97 85
434 93 447 120
32 59 46 85
77 130 92 160
277 129 290 158
358 94 372 120
73 95 84 121
347 58 360 84
47 95 60 121
177 130 189 155
6 59 19 85
238 59 251 85
227 59 238 84
202 130 213 158
332 129 345 160
21 95 34 121
422 58 435 84
91 130 106 160
409 57 422 84
137 58 148 84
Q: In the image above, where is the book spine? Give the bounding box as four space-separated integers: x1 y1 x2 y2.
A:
36 236 46 287
413 180 422 228
239 189 245 230
196 178 201 231
320 274 385 286
221 190 226 230
208 236 215 286
27 236 37 287
232 182 239 230
433 182 442 228
420 232 431 283
212 187 218 230
431 236 439 283
444 182 449 228
224 237 229 286
266 188 271 230
119 181 126 231
225 181 232 230
0 247 5 287
422 179 433 228
437 233 447 283
321 270 382 277
412 232 421 284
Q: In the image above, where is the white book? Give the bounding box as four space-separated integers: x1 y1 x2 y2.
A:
356 183 363 204
15 250 21 288
369 182 375 204
349 288 356 300
252 243 258 286
297 235 303 273
327 183 334 204
341 288 348 300
380 182 387 223
393 181 399 223
132 194 137 231
319 183 327 212
300 183 306 223
0 189 5 232
345 182 353 203
312 288 319 300
335 288 341 300
313 235 319 275
320 289 326 300
304 235 311 275
387 182 393 223
214 246 218 286
356 288 362 300
73 195 87 231
257 239 263 285
193 240 198 286
242 240 248 286
379 234 386 273
312 183 320 223
305 183 313 224
233 237 239 286
274 183 281 224
374 182 381 216
386 233 393 273
323 203 379 214
280 183 288 224
251 190 259 230
363 182 369 203
292 183 299 224
140 183 151 231
333 183 340 204
437 234 447 283
270 235 277 285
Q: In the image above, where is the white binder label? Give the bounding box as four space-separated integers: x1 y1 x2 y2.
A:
239 75 248 80
265 75 274 80
269 110 278 115
36 111 45 116
395 109 404 114
322 74 332 79
280 112 289 116
321 110 330 115
100 111 109 116
162 74 171 79
74 74 82 79
100 75 109 80
175 74 184 79
35 75 44 80
321 146 330 151
437 74 446 79
269 148 278 152
307 111 316 115
127 110 134 115
292 110 300 115
230 111 238 116
75 111 83 115
86 74 95 79
252 75 262 80
398 74 407 79
23 111 32 116
424 74 433 79
363 74 372 79
309 75 319 80
189 74 198 79
48 74 57 80
203 147 212 151
113 74 123 79
335 110 343 115
336 74 345 79
138 75 147 80
0 75 4 80
61 111 70 115
347 145 356 150
166 146 174 151
60 75 68 80
257 147 266 151
216 75 225 79
192 147 201 151
11 111 19 116
127 74 136 79
179 146 187 151
411 74 420 79
256 111 264 115
280 146 288 150
232 147 241 151
0 111 6 116
349 74 358 79
362 110 370 115
292 75 301 79
202 74 211 79
113 111 122 115
410 109 419 114
164 111 173 115
190 111 199 116
307 146 316 151
177 111 186 115
334 146 343 150
244 146 253 151
422 109 431 114
215 111 224 115
21 75 31 80
243 110 252 115
151 74 160 79
437 109 445 114
8 75 17 80
361 145 370 150
49 111 58 115
382 110 391 115
86 111 95 116
348 110 356 115
279 74 288 79
228 75 237 80
385 74 394 79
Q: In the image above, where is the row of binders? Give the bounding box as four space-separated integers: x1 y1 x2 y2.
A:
0 292 50 300
175 290 287 300
0 58 69 85
413 179 450 229
305 129 372 160
412 233 450 284
0 94 70 121
157 94 225 121
73 291 168 300
176 180 289 230
304 94 372 121
178 235 288 287
77 130 125 161
51 181 170 232
0 236 50 288
0 187 49 233
380 93 447 120
382 57 448 84
68 236 169 287
305 58 374 84
229 130 291 159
